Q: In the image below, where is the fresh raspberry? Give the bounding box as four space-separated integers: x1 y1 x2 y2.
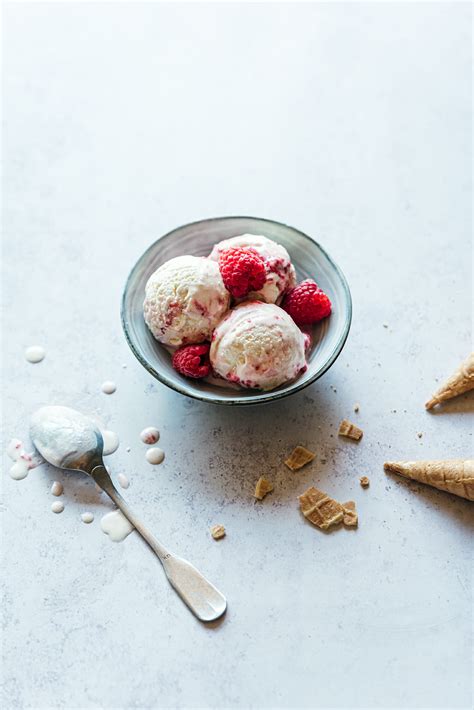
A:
172 343 211 379
282 279 332 325
218 247 266 299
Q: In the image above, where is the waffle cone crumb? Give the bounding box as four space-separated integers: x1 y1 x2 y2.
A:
342 501 358 527
359 476 370 488
254 477 274 500
299 486 344 530
338 419 363 440
285 446 316 471
210 524 226 540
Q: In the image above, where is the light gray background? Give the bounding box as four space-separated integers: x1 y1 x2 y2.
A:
2 3 472 709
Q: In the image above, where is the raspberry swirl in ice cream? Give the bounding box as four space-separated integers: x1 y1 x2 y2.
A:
210 302 307 391
209 234 296 304
144 255 230 347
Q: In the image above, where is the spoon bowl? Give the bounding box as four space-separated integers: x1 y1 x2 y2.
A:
30 405 104 473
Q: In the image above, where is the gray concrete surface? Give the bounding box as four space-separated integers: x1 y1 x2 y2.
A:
2 3 472 708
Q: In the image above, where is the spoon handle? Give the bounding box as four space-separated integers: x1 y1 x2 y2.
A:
92 465 170 558
91 465 227 622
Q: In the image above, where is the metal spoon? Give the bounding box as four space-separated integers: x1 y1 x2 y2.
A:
30 405 226 622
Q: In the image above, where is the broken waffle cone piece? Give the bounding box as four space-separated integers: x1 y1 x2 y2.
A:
299 486 344 530
425 352 474 409
342 501 358 527
210 524 226 540
384 460 474 501
338 419 363 441
254 477 274 500
285 446 316 471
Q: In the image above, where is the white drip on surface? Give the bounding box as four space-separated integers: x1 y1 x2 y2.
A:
102 430 119 455
7 438 42 480
51 481 63 496
117 473 129 489
140 427 160 445
145 447 165 465
51 501 64 514
25 345 45 363
101 381 116 394
81 512 94 524
100 510 133 542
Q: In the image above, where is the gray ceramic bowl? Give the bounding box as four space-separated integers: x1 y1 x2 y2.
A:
121 216 352 405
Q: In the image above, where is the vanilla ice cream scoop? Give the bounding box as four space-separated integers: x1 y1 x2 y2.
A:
209 234 296 304
144 255 230 347
210 302 307 391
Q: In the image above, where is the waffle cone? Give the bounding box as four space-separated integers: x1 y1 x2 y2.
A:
425 353 474 409
384 460 474 501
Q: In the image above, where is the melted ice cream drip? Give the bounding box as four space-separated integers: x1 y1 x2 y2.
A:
25 346 45 363
140 427 160 445
102 430 119 455
145 447 165 465
7 438 43 480
51 481 63 496
101 381 116 394
81 512 94 524
117 473 129 489
101 510 133 542
51 501 64 514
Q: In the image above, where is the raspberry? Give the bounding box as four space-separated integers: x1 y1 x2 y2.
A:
172 343 211 379
218 247 266 299
282 279 332 326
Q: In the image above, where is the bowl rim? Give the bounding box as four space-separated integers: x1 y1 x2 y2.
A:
121 215 352 405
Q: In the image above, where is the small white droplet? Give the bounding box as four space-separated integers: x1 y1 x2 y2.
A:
126 447 131 453
122 364 127 369
81 512 94 524
51 501 64 514
146 447 165 465
25 345 45 363
101 381 116 394
102 430 119 455
10 461 30 480
51 481 63 496
117 473 129 489
140 427 160 445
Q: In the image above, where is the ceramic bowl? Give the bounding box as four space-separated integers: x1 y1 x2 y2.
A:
121 216 352 405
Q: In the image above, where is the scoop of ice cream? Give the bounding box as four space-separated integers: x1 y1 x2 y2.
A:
210 302 307 391
209 234 296 304
144 255 230 347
